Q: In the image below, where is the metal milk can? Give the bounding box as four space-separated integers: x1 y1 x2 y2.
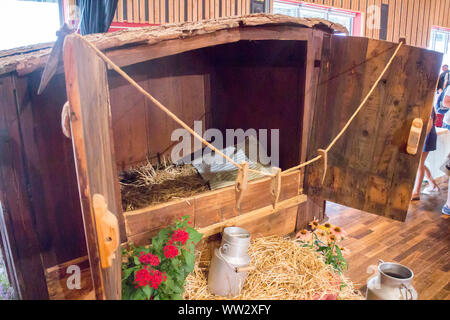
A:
366 259 418 300
207 227 253 296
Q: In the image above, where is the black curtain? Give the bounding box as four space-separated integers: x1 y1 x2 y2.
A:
78 0 118 35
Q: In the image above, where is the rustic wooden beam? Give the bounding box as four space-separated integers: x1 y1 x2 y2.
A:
198 194 307 238
105 26 312 69
124 171 300 244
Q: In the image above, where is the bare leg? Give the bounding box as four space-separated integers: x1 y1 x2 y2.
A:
423 165 439 189
412 152 429 199
446 177 450 207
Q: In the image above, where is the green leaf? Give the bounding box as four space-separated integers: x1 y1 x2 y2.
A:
142 285 153 299
171 257 180 268
130 288 146 300
122 282 133 300
185 226 203 244
171 293 184 300
159 227 170 239
164 275 174 290
122 267 134 280
182 249 195 273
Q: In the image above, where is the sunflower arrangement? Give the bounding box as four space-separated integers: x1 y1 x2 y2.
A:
295 219 350 274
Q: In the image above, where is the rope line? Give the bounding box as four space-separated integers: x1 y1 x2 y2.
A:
281 41 403 176
75 34 402 180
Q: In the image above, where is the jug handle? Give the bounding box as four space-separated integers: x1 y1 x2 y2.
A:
400 284 414 300
217 246 237 272
217 247 254 274
221 243 230 254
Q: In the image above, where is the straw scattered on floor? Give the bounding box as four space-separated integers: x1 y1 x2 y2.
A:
184 236 363 300
119 160 209 211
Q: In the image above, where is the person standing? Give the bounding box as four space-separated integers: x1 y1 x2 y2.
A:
437 64 449 94
411 107 439 200
439 86 450 215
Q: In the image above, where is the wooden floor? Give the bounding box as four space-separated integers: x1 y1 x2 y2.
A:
327 179 450 300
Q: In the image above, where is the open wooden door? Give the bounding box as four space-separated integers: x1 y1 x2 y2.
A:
63 35 122 299
305 35 442 222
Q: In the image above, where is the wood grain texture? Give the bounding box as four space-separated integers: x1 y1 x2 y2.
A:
109 51 208 169
107 31 313 171
278 0 450 48
124 171 300 245
327 178 450 300
296 196 326 231
45 256 94 300
15 72 86 268
63 35 122 300
208 39 307 171
69 0 450 48
0 14 344 77
105 25 312 70
0 74 49 299
300 30 324 192
306 36 442 221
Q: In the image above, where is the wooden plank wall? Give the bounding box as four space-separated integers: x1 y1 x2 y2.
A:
285 0 450 48
113 0 251 24
63 0 450 49
108 50 208 170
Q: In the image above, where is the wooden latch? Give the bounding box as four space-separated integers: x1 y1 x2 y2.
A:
235 161 249 210
93 194 119 269
406 118 423 155
270 167 281 209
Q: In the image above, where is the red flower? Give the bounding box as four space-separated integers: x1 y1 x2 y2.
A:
172 229 189 245
134 268 151 287
163 244 179 258
138 253 160 266
148 269 164 289
133 268 166 289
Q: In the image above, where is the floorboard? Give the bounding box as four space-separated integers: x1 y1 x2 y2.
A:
327 179 450 300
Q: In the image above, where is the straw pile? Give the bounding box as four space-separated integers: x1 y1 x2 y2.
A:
119 160 209 211
184 236 363 300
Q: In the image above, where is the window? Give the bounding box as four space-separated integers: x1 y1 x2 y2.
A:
429 27 450 67
429 28 450 54
273 1 299 17
0 0 61 50
273 0 356 35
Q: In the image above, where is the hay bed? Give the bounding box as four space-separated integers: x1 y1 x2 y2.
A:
119 160 209 211
184 236 363 300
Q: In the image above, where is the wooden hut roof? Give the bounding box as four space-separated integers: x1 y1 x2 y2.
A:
0 14 347 77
